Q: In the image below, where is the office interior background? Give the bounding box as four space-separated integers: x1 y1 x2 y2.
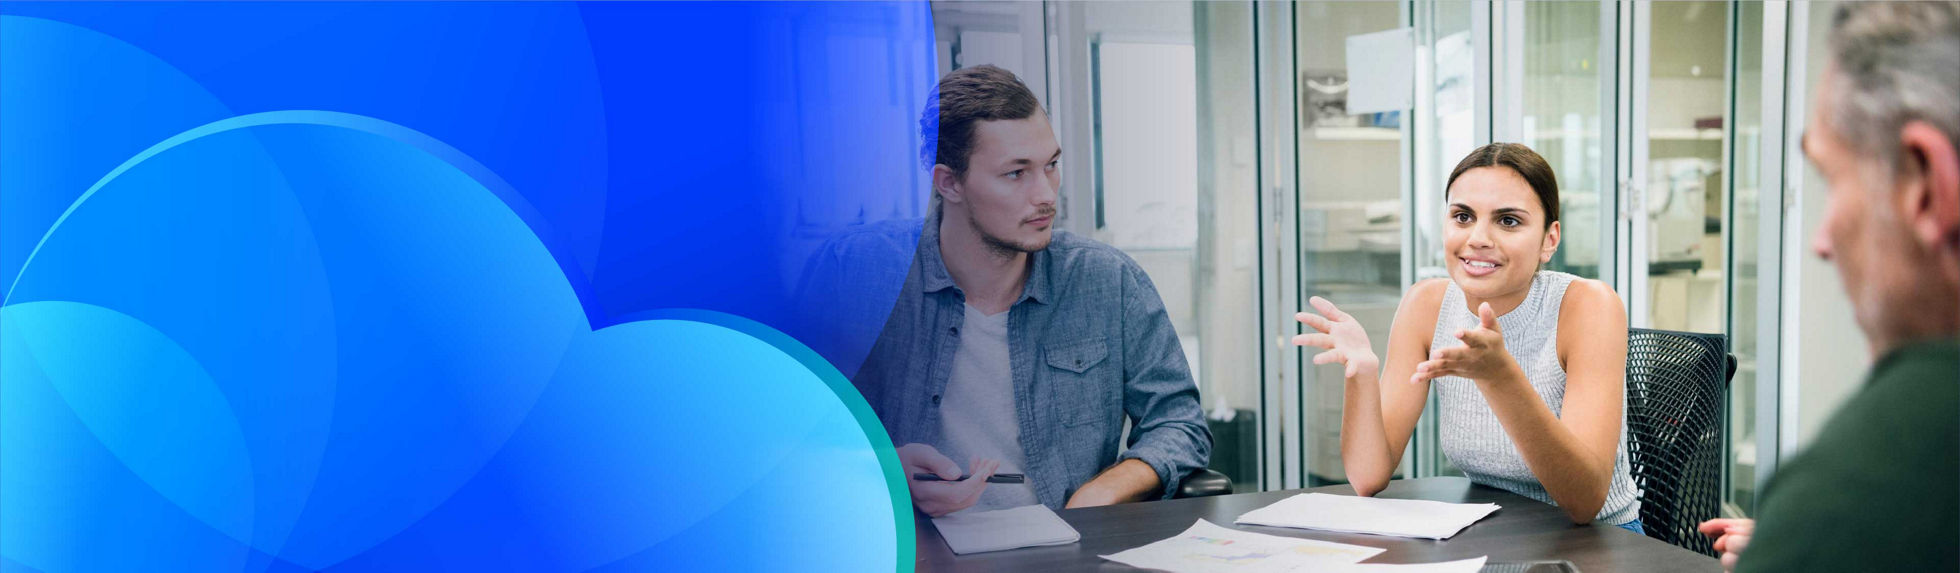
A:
792 0 1869 521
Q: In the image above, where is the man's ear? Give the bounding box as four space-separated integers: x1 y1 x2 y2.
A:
1540 220 1562 263
932 164 964 206
1897 122 1960 252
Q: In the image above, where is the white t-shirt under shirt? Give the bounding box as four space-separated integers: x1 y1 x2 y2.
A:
937 303 1040 512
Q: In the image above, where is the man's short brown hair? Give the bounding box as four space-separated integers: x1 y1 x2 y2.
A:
920 65 1043 178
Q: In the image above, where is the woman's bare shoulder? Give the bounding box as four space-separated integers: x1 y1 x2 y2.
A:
1557 278 1628 360
1407 277 1451 309
1395 278 1453 336
1559 277 1626 320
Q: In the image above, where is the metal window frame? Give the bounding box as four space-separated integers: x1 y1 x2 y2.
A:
1250 0 1304 492
1598 1 1622 291
1745 0 1790 508
1621 0 1652 327
1772 0 1806 467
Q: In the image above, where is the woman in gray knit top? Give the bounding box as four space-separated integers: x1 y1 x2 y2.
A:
1293 143 1642 531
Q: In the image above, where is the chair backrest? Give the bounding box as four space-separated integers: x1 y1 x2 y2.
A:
1624 328 1732 556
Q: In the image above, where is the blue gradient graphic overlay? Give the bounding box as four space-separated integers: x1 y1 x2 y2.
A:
1 3 933 571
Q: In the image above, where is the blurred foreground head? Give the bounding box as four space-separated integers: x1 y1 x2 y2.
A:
1805 2 1960 353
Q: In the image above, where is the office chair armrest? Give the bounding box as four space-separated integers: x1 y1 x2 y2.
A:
1174 468 1234 499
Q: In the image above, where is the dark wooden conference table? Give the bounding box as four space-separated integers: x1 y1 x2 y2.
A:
916 477 1721 572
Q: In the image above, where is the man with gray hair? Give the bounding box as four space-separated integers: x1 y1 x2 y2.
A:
1698 2 1959 571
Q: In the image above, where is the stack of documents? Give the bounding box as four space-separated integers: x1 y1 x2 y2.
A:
1318 557 1489 573
1102 519 1488 573
931 504 1081 555
1235 493 1500 540
1101 519 1385 572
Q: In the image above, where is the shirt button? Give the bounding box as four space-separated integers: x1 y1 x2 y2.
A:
932 394 942 405
949 326 960 335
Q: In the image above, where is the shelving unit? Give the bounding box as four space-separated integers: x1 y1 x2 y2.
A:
1524 127 1727 142
1309 126 1402 141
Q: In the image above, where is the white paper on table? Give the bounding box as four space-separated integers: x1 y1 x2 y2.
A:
1344 27 1414 114
931 504 1080 555
1100 519 1385 573
1319 556 1490 573
1235 493 1499 540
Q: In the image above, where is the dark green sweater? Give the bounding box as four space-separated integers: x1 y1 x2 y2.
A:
1738 338 1959 572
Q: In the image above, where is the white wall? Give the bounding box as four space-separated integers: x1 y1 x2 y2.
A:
1789 163 1869 449
1099 42 1200 250
1784 0 1869 452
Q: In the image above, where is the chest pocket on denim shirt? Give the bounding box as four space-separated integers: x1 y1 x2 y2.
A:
1043 338 1113 428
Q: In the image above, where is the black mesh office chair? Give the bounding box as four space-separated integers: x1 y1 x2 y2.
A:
1173 409 1255 499
1624 328 1735 556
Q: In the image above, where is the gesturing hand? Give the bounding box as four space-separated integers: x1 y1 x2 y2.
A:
1292 296 1378 378
897 443 999 517
1411 302 1514 384
1698 518 1754 571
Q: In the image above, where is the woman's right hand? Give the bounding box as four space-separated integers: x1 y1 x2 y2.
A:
1292 296 1379 379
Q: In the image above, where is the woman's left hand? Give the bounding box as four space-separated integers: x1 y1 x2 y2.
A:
1411 302 1517 384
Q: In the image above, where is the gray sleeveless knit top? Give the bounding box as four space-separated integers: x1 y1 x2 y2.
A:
1431 270 1640 525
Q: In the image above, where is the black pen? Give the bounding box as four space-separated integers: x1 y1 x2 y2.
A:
912 472 1025 484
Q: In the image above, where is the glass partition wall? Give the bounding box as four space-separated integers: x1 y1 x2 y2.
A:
1724 0 1768 517
1294 1 1408 487
1637 1 1731 334
1040 0 1268 492
1520 1 1610 280
1407 0 1476 480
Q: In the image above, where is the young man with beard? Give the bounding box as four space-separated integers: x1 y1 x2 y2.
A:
837 65 1210 517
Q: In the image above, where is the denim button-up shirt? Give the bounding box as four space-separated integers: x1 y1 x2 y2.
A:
842 215 1211 509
